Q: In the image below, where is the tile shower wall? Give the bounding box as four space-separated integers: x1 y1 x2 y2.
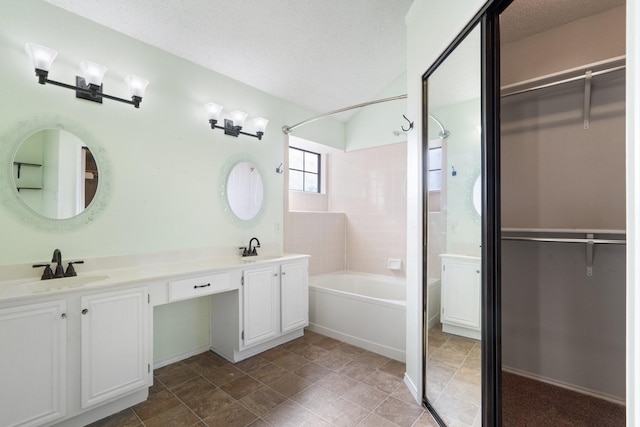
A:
285 212 346 276
330 142 407 277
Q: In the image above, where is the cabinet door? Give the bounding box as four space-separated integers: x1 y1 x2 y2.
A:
441 260 481 329
243 266 279 347
0 300 66 427
81 288 149 408
280 261 309 333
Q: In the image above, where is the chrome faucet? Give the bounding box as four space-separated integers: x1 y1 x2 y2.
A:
240 237 261 257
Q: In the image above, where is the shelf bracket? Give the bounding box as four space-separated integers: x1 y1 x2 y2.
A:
586 233 594 276
583 70 592 129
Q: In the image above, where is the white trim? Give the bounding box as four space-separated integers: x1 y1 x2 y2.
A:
153 345 211 369
503 366 625 406
626 0 640 425
404 372 421 404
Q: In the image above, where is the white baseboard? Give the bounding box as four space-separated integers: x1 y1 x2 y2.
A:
502 366 625 406
403 373 421 405
308 323 405 362
153 345 211 369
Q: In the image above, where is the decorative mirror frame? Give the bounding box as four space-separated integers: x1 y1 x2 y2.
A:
219 153 267 228
0 114 111 232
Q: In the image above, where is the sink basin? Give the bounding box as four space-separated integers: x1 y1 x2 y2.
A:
16 275 109 292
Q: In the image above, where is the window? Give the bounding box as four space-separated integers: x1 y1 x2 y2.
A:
428 146 442 191
289 147 320 192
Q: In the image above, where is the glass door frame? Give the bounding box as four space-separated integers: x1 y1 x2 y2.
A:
420 1 514 425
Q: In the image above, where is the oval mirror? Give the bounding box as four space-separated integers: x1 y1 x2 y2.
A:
226 161 264 221
11 128 99 220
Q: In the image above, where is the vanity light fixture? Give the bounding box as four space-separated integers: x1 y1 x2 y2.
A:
204 102 268 140
25 42 149 108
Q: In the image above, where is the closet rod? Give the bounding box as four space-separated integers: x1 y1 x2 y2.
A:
501 64 625 98
502 236 626 245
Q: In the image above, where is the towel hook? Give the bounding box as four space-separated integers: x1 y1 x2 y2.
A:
401 115 414 132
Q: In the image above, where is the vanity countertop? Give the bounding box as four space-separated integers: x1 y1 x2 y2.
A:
0 253 310 303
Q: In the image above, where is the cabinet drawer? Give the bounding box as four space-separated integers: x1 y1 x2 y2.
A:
169 272 231 301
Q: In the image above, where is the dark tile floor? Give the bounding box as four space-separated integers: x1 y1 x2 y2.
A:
90 330 439 427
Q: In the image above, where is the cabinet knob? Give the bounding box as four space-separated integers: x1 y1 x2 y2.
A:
274 273 278 277
82 308 88 315
60 313 67 319
476 270 480 274
282 272 286 276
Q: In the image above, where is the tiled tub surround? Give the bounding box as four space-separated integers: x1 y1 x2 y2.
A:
286 142 407 278
286 211 346 276
91 330 439 427
0 250 309 427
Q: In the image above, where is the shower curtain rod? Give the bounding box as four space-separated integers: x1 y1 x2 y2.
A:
282 94 450 138
282 95 407 134
501 64 626 98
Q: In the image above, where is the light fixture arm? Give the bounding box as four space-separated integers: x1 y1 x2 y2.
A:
33 68 143 108
208 119 265 140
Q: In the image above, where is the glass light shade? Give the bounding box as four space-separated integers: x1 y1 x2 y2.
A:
125 74 149 98
204 103 224 121
79 60 107 86
230 110 248 128
25 42 58 71
253 117 269 133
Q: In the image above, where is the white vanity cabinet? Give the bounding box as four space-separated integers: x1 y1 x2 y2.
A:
242 264 280 347
280 261 309 333
0 300 67 427
440 254 481 340
210 257 309 362
80 287 149 409
0 286 150 427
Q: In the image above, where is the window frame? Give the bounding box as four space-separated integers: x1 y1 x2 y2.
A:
288 146 321 193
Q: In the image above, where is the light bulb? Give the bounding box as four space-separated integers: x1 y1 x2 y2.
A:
125 75 149 98
79 60 107 86
25 42 57 71
253 117 269 133
204 103 224 121
230 110 248 128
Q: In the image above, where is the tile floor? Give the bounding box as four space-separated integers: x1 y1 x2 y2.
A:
90 330 440 427
426 324 481 427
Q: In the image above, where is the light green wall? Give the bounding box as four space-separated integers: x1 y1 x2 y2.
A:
0 0 344 264
345 72 407 151
154 298 211 365
0 0 344 363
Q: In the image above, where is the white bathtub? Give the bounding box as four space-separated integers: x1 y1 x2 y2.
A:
308 271 407 361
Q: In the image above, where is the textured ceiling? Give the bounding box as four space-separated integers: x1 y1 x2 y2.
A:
42 0 625 122
501 0 625 43
43 0 413 120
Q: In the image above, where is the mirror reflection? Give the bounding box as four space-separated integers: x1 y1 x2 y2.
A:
425 24 482 426
226 161 264 221
12 129 98 220
473 175 481 216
